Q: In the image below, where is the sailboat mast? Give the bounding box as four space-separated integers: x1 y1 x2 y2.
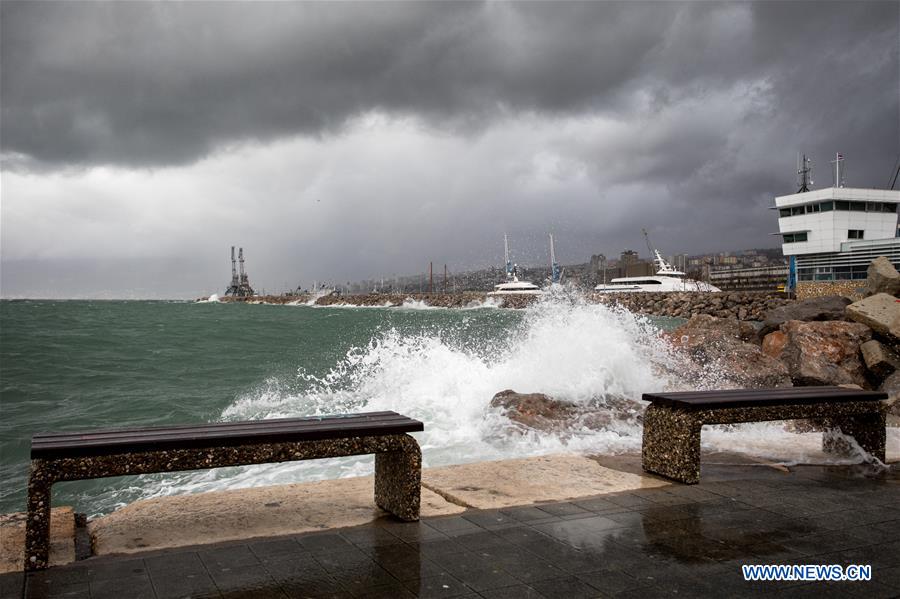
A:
549 234 555 268
504 234 512 279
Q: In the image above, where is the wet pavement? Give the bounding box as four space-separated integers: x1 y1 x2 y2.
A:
2 462 898 598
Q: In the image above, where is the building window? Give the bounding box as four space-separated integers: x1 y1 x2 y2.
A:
883 203 897 213
848 229 864 239
835 201 849 210
783 232 808 243
820 201 833 211
850 202 866 211
779 208 791 217
791 206 805 216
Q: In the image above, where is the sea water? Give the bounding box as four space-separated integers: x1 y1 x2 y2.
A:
0 292 890 517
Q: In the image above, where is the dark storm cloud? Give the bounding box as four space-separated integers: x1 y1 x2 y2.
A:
3 1 894 171
1 1 898 298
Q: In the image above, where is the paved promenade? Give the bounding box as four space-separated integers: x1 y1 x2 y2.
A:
2 462 898 598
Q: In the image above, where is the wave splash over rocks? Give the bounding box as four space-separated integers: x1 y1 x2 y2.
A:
126 290 879 505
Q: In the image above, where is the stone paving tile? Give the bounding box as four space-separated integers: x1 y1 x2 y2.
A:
313 548 376 573
297 532 357 554
149 570 219 599
576 568 643 595
0 573 24 599
340 526 405 549
401 572 471 598
351 582 416 599
247 537 307 562
426 517 484 536
459 509 519 530
876 564 900 589
144 551 207 576
528 575 602 598
277 570 347 598
336 563 398 595
475 584 545 599
89 574 156 599
198 544 261 571
23 581 91 599
533 501 593 518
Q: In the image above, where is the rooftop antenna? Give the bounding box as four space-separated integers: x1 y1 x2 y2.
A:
797 153 813 192
888 154 900 190
831 152 844 188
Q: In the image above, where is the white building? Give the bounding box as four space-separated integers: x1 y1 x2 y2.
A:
774 187 900 284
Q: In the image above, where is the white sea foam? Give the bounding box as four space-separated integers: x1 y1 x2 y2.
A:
124 291 899 505
196 293 220 303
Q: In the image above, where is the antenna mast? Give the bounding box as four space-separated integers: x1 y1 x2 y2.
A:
831 152 844 188
797 153 813 192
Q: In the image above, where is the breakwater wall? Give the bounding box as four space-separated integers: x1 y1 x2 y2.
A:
590 291 791 321
220 292 540 309
219 290 791 319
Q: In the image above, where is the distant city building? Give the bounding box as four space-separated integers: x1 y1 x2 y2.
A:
774 185 900 296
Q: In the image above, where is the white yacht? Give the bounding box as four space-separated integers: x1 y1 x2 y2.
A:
489 274 544 295
488 235 544 296
594 250 721 293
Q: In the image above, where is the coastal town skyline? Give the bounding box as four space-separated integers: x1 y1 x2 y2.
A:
2 1 898 298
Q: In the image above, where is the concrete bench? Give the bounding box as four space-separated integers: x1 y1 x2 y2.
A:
25 411 423 571
642 387 888 484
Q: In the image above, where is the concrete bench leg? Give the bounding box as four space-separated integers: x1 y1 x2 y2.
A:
374 435 421 521
24 460 53 571
822 413 886 463
642 405 702 484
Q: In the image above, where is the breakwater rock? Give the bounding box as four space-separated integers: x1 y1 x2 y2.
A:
220 290 788 316
220 292 541 309
590 291 791 321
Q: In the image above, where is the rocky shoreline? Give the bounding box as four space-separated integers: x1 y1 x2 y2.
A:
590 290 790 321
491 257 900 432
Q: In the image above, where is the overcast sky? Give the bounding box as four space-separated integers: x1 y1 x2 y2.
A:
2 1 897 298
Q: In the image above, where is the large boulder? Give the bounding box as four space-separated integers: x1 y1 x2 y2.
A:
759 295 851 337
779 320 872 387
761 330 787 359
866 256 900 297
490 390 576 431
860 339 900 379
877 371 900 417
845 293 900 341
666 315 792 388
489 390 644 432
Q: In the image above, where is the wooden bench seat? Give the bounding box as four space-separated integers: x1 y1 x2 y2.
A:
641 387 888 484
25 411 423 571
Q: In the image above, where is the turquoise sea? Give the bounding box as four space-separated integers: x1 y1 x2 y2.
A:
1 297 683 517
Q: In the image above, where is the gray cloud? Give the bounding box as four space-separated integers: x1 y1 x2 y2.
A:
1 1 897 298
4 2 894 170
